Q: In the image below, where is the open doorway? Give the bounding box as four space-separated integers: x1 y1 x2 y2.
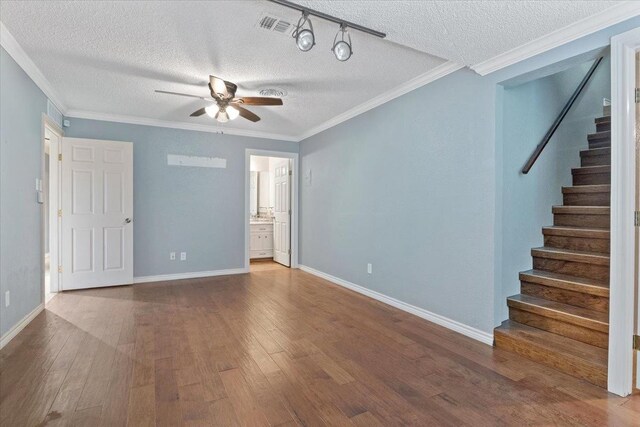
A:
245 150 298 272
42 117 63 303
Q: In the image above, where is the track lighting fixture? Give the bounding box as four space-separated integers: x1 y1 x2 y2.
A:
332 24 352 62
292 12 315 52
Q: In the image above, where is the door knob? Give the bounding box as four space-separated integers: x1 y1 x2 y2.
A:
125 218 132 224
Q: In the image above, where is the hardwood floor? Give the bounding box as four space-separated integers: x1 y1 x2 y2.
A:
1 268 638 426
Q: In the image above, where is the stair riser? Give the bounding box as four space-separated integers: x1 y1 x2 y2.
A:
589 140 611 149
562 192 610 206
532 257 609 281
508 308 608 349
572 172 611 186
494 331 607 388
580 153 610 167
521 282 609 313
543 235 609 254
553 213 610 228
595 122 610 132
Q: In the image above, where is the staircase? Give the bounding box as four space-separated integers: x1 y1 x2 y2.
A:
494 115 611 388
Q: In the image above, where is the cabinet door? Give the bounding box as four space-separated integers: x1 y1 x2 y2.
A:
250 233 261 251
263 233 273 250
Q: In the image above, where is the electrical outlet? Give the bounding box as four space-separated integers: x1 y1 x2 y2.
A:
367 263 372 274
170 252 176 261
180 252 187 261
5 291 9 307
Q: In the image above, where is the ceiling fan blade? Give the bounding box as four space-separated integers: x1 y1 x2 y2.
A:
232 105 261 122
235 97 283 106
210 75 237 99
155 90 208 100
190 107 207 117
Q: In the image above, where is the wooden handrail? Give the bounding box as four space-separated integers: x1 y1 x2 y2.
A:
521 56 604 174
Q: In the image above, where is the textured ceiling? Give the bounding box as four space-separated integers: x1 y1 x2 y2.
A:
295 1 625 65
0 1 628 139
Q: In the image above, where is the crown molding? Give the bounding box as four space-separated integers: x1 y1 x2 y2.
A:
64 110 300 142
296 61 464 141
471 2 640 76
0 21 67 113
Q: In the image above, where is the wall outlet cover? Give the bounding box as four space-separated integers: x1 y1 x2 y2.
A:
180 252 187 261
170 252 176 260
4 291 9 307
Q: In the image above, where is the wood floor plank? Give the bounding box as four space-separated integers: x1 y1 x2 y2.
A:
0 262 638 426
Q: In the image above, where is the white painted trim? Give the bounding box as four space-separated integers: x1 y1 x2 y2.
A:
244 150 299 270
0 303 45 350
296 61 464 141
298 265 494 346
133 268 248 284
41 115 63 302
0 22 66 113
65 110 299 142
608 27 640 397
471 2 640 76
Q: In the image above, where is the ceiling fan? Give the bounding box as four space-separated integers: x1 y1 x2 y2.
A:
155 75 283 123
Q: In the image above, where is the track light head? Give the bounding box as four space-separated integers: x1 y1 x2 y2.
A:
332 24 352 61
293 12 315 52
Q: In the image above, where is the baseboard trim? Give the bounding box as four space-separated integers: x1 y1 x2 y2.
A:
133 268 249 284
298 265 494 346
0 303 45 350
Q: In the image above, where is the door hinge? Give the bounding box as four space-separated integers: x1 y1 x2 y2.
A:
288 249 291 255
633 335 640 351
635 211 640 227
58 265 63 273
288 209 291 216
289 170 292 176
58 209 62 217
58 153 62 161
636 88 640 104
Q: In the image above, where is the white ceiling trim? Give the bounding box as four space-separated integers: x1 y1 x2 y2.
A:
0 21 66 113
471 2 640 76
297 61 464 141
64 110 299 142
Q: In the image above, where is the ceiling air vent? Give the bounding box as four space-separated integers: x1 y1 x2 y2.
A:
256 13 294 36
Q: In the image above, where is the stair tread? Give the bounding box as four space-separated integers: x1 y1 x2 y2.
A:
542 226 610 238
552 205 610 214
594 116 610 124
580 147 610 156
495 320 608 366
571 165 611 174
520 269 609 295
507 294 609 331
587 130 610 140
532 247 609 265
562 184 610 194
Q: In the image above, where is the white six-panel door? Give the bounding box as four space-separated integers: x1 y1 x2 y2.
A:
61 138 133 290
273 159 291 267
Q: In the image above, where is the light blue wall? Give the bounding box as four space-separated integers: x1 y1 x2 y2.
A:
64 119 297 277
300 17 639 335
299 68 497 333
0 47 48 336
497 56 611 322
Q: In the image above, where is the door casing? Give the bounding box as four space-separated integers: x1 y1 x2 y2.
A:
244 149 299 270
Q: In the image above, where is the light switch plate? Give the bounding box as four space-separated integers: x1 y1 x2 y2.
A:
180 252 187 261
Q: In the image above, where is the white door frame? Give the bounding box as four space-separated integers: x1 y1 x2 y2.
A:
608 27 640 397
244 149 298 270
41 115 63 302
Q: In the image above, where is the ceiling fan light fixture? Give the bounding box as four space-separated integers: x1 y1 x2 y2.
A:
293 12 315 52
215 109 230 123
332 24 352 61
205 104 220 118
227 105 240 120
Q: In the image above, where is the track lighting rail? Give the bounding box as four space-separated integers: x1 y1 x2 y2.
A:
267 0 386 38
